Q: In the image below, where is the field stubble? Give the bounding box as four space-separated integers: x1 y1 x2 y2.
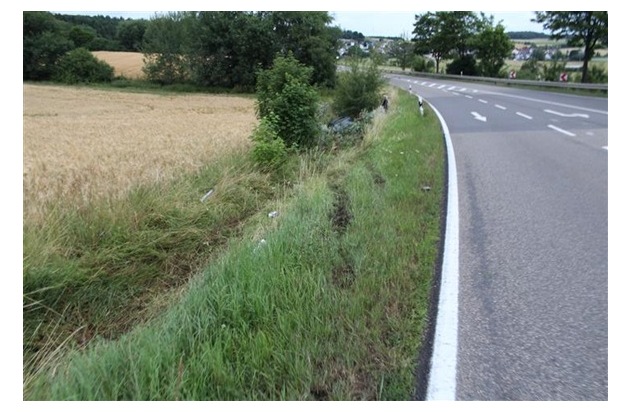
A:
23 84 257 223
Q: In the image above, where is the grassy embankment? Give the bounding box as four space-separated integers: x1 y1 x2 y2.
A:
24 88 445 400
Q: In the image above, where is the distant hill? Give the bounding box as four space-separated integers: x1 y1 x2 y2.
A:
507 31 549 40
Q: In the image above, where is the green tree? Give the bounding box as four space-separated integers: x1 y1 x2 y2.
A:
142 13 190 85
52 47 115 84
23 11 74 80
116 19 148 52
266 11 338 87
473 20 513 78
412 12 446 73
534 11 608 83
255 54 319 148
68 25 96 49
412 11 479 73
332 58 385 119
186 12 275 89
443 11 480 58
389 37 415 71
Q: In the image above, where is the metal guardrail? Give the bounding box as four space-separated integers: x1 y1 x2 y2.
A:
382 69 608 92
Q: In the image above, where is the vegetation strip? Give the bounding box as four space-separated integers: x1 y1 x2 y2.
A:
25 89 445 400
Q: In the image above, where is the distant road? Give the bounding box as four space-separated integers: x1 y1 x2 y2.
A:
388 74 608 400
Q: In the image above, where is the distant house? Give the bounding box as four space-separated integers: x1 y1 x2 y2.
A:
338 39 357 57
512 46 532 61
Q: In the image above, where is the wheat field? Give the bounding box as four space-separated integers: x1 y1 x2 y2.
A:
92 51 146 79
23 84 257 222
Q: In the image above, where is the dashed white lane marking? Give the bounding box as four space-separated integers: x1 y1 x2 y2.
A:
548 124 576 136
452 92 461 96
425 101 460 401
448 86 456 90
495 104 506 110
544 109 589 118
459 88 467 92
516 112 533 120
464 95 473 99
478 99 488 104
438 84 446 89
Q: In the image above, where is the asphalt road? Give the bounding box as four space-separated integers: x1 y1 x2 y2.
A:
387 74 608 400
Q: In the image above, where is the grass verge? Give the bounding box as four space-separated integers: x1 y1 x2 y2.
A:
24 88 445 400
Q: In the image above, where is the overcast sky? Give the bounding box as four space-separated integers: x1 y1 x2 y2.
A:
46 9 546 38
41 0 584 37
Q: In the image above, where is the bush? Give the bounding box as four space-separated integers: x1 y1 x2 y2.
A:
255 54 320 148
143 53 190 85
446 55 478 76
586 65 608 83
517 60 541 80
251 115 289 171
52 48 114 84
411 56 435 73
542 58 567 81
332 58 384 119
256 53 314 119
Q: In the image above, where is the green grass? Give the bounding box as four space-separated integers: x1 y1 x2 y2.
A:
24 89 445 400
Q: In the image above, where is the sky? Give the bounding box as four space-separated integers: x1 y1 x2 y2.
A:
44 9 547 38
39 0 618 38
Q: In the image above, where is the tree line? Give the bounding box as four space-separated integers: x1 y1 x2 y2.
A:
23 11 342 90
406 11 607 83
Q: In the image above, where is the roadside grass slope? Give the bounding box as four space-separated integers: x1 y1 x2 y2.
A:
25 88 445 400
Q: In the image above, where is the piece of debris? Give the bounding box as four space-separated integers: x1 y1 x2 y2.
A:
422 186 431 192
268 211 279 218
254 238 267 252
200 189 214 202
328 116 354 133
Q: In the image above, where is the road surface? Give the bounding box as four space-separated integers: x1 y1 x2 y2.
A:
388 74 608 401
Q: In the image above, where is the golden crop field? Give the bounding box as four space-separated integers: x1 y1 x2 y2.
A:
92 51 146 79
23 84 257 222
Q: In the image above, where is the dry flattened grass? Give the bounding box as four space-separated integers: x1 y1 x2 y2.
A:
23 84 257 222
92 51 146 79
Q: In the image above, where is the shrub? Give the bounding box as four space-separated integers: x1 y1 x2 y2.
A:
542 58 567 81
143 53 190 85
255 53 314 119
251 115 289 171
255 54 320 148
517 60 541 80
446 55 478 76
52 48 114 84
586 65 608 83
412 56 435 73
332 58 384 119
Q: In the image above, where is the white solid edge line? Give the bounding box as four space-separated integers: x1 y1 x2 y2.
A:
425 100 460 401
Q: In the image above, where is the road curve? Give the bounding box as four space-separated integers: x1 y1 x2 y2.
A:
388 74 608 401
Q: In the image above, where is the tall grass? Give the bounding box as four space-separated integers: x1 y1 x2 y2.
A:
25 89 445 400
